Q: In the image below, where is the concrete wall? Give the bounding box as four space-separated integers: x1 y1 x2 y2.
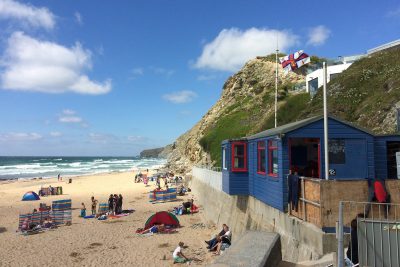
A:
189 173 337 262
192 166 222 191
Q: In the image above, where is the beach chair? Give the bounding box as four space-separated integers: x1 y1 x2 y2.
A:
98 203 108 213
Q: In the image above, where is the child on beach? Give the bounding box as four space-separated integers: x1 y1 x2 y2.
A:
80 203 86 217
172 242 189 264
91 196 98 215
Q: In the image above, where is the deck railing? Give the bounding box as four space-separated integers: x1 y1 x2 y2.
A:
192 166 223 192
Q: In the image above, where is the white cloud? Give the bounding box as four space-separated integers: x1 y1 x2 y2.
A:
150 67 175 77
163 90 197 104
58 109 85 125
59 116 82 123
74 11 82 25
0 31 112 94
0 0 55 30
387 7 400 17
62 109 75 115
0 132 42 142
194 27 299 72
307 25 331 46
50 131 62 137
130 67 144 79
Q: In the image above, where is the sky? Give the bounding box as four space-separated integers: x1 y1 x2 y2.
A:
0 0 399 156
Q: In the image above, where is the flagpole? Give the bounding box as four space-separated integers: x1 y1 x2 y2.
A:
323 62 329 180
275 48 278 128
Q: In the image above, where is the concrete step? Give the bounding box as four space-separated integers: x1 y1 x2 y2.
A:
207 231 281 267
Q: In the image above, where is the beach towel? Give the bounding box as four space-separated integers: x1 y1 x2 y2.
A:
84 215 95 219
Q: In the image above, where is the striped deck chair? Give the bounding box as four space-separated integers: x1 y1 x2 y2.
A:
98 203 108 213
52 199 72 225
18 213 32 231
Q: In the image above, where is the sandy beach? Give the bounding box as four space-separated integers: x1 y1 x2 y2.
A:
0 171 216 267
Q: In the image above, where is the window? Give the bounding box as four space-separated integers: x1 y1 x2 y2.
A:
222 147 227 170
268 140 278 176
257 141 266 174
329 139 345 164
231 142 247 172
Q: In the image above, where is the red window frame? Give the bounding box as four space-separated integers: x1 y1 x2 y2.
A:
257 141 266 175
268 140 278 177
231 141 247 172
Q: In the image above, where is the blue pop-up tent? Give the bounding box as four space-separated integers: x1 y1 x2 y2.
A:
22 191 40 201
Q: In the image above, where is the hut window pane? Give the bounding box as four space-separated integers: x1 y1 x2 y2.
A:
329 139 345 164
268 140 278 176
231 142 247 172
222 148 227 170
257 141 266 174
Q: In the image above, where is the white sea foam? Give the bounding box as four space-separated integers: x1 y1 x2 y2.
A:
0 157 166 180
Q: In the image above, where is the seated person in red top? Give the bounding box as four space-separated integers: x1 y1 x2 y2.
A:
366 179 391 218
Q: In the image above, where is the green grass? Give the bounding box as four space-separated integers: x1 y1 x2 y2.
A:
200 110 254 167
260 92 311 131
301 47 400 133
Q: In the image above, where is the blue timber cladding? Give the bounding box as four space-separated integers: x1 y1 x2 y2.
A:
248 137 285 211
374 135 400 179
221 140 249 195
221 115 400 212
285 118 375 180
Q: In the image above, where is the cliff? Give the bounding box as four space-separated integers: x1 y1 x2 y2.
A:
164 57 306 173
139 147 165 158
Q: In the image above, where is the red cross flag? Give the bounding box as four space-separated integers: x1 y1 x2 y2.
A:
279 50 310 73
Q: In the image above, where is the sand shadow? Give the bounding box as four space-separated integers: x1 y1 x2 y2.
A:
0 227 7 233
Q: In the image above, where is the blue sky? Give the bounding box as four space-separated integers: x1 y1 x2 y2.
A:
0 0 399 156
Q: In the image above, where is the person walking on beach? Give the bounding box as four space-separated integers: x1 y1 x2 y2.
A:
91 196 98 215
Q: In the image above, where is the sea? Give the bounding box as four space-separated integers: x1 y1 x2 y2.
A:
0 156 166 181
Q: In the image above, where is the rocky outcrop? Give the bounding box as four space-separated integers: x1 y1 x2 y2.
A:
164 57 305 174
139 147 165 158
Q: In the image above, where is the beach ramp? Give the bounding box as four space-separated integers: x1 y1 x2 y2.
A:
207 231 281 267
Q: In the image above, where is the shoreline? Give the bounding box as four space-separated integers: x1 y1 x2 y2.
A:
0 166 165 185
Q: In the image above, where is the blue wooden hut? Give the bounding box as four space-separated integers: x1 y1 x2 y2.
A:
221 115 390 212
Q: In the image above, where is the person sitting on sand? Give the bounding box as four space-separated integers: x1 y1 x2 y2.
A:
80 203 86 217
42 217 54 228
173 242 189 264
91 196 98 215
206 224 227 250
212 226 232 255
140 224 165 234
182 199 194 214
